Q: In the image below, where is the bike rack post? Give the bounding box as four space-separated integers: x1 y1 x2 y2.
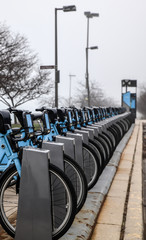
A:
93 122 107 131
81 127 95 140
74 129 89 144
42 141 64 171
86 125 100 137
66 132 83 168
55 136 75 160
55 136 78 191
15 147 52 240
41 141 67 221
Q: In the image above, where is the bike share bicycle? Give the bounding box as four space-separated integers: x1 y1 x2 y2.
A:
30 109 88 213
39 105 132 191
55 106 131 189
66 106 131 170
0 109 77 240
0 106 132 239
63 106 114 170
73 107 109 171
89 106 132 150
85 106 132 144
37 107 102 190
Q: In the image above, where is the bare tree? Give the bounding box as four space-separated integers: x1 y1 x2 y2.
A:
39 82 55 108
72 81 117 107
0 23 52 108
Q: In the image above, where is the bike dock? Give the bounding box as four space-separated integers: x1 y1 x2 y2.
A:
0 119 144 240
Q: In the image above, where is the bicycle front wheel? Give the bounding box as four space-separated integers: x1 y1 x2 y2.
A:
82 143 100 190
64 154 88 213
0 164 77 240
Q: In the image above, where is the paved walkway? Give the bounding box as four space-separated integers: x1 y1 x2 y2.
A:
91 119 143 240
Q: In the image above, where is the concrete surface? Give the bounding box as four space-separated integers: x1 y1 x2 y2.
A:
91 120 143 240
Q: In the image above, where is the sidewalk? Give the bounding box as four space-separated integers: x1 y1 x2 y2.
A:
91 119 143 240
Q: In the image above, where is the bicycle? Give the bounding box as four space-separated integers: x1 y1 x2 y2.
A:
35 107 101 190
0 109 77 240
9 108 88 213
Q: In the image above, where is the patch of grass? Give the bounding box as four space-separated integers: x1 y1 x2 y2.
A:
12 124 21 128
11 122 42 131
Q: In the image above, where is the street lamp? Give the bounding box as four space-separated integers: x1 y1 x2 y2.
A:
84 11 99 107
55 5 76 108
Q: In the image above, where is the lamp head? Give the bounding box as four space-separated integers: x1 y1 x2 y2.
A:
84 11 99 18
90 46 98 50
63 5 76 12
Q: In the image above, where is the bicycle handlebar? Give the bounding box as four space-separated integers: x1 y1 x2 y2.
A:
7 107 21 113
7 107 30 114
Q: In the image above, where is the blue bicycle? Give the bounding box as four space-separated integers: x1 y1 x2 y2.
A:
12 108 88 213
35 107 101 190
0 109 77 240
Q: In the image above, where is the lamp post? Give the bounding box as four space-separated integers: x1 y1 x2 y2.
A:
69 74 76 106
84 11 99 107
55 5 76 108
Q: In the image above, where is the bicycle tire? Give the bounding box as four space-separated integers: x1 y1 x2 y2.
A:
121 119 129 132
102 131 115 150
92 137 107 164
98 133 113 158
108 126 119 144
94 135 110 163
103 130 116 149
89 139 105 172
64 154 88 212
116 121 125 135
110 124 122 142
123 118 131 129
82 143 100 190
0 164 77 240
115 122 124 138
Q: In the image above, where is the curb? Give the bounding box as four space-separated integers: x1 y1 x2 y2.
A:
60 124 135 240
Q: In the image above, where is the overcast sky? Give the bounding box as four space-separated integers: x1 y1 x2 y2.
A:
1 0 146 110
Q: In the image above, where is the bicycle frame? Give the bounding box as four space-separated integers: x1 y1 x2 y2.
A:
0 110 22 175
0 110 38 174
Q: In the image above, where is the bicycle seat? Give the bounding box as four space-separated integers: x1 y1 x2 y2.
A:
57 108 66 122
93 107 98 114
35 107 46 112
8 108 31 127
0 110 11 134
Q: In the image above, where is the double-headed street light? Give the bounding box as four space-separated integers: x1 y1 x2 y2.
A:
84 11 99 107
55 5 76 108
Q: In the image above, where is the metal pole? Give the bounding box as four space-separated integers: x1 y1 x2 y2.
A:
69 74 76 106
121 80 123 107
69 74 71 106
86 17 90 107
126 84 128 93
55 8 58 108
54 6 76 107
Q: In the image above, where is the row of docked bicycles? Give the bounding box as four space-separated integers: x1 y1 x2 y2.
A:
0 106 132 239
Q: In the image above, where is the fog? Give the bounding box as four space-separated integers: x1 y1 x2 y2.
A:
1 0 145 110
